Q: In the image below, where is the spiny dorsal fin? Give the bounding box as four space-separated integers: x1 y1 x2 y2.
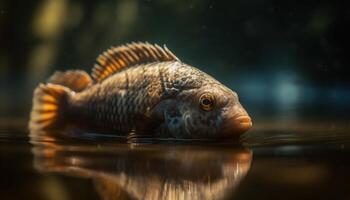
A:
91 42 180 82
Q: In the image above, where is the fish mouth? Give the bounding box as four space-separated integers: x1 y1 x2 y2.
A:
221 115 252 136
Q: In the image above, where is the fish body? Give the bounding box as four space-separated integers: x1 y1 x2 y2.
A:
30 42 252 141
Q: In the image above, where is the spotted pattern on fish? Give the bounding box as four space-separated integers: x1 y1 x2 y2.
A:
30 42 252 140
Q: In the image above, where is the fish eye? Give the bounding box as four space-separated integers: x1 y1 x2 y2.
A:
199 93 215 111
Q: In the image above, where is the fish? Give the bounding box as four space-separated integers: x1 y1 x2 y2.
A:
30 42 252 141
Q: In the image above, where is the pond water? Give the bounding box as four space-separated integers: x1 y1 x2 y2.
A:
1 120 350 200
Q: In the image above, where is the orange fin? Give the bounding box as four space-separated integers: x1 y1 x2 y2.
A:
47 70 92 92
30 83 71 130
91 42 180 82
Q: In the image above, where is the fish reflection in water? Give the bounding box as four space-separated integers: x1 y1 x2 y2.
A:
30 129 252 200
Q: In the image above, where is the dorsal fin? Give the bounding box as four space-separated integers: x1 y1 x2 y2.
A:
47 70 92 92
91 42 180 82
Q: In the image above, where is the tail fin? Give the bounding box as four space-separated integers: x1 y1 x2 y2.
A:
47 70 92 92
30 83 71 130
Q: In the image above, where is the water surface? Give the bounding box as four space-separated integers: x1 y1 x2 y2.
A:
1 120 350 200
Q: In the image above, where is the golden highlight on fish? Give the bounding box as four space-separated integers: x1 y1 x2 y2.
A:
30 42 252 141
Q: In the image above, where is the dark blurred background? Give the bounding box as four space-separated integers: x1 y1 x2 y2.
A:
0 0 349 125
1 2 350 199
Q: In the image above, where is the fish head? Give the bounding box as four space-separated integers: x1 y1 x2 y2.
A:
158 83 252 139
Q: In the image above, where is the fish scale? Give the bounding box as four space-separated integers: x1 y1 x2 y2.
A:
30 42 252 140
73 63 166 131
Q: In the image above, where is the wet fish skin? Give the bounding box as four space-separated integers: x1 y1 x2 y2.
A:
30 42 252 140
69 61 220 137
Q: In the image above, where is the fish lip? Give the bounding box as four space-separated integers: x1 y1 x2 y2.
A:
221 115 252 136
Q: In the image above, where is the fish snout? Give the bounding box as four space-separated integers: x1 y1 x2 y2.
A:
221 115 252 136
